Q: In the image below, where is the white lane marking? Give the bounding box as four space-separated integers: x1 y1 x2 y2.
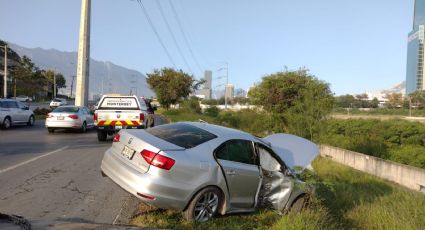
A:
112 196 129 225
0 146 69 174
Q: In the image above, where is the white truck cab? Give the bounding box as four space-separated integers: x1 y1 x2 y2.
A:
94 95 148 141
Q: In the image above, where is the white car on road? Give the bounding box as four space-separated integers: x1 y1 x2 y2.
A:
50 98 67 108
0 99 35 129
45 106 94 133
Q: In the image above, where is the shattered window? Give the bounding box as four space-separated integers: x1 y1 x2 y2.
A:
258 146 281 171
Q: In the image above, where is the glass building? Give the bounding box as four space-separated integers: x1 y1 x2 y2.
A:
406 0 425 94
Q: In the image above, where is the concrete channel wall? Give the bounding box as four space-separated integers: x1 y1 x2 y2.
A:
320 145 425 193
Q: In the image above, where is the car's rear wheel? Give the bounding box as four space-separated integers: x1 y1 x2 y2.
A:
183 187 221 222
80 122 87 133
27 115 35 126
2 117 11 129
97 130 107 141
47 128 55 133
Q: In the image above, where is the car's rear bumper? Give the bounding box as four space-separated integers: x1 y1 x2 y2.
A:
95 125 144 131
100 148 189 210
45 120 82 128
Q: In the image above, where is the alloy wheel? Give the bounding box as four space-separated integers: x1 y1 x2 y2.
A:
193 192 219 222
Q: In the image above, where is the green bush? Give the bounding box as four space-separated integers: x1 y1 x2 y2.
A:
204 106 220 117
33 107 51 115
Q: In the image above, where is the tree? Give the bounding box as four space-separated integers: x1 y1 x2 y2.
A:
146 68 202 109
384 93 403 109
43 70 66 96
409 90 425 109
248 68 334 139
335 94 356 108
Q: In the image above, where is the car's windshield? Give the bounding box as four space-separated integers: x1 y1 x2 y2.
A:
53 107 79 113
146 123 217 148
53 99 62 102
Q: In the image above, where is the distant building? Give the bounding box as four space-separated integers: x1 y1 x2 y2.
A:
198 70 212 99
225 84 234 100
406 0 425 94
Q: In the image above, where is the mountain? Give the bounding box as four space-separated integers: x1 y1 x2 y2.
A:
8 43 155 99
365 81 405 100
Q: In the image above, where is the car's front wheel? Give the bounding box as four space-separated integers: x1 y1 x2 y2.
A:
289 195 308 213
27 115 35 126
183 187 221 222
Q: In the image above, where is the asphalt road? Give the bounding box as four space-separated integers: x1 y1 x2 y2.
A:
0 115 167 227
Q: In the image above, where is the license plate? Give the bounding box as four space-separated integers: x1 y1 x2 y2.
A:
116 125 122 129
57 116 64 120
121 146 135 159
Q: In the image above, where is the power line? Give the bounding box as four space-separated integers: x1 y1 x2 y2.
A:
136 0 176 68
156 0 193 73
167 0 203 73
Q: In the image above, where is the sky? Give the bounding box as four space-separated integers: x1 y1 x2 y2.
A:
0 0 414 95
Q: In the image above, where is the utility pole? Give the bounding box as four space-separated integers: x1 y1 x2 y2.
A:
2 44 7 98
75 0 91 106
53 70 56 98
70 75 76 98
224 62 228 109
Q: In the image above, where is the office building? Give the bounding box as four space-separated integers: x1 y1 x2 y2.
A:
199 70 212 99
406 0 425 94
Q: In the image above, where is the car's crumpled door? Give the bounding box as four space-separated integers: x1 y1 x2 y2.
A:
256 144 293 212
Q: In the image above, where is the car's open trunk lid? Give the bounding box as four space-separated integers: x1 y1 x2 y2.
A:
262 133 319 171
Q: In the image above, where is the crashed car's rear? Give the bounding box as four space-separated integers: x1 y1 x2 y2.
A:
100 122 319 222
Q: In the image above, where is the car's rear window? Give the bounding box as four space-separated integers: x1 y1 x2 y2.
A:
53 107 79 113
146 123 217 149
98 97 139 110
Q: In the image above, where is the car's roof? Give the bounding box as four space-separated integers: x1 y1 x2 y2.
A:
181 122 256 140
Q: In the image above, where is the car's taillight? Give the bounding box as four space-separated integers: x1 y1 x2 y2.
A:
68 114 79 119
141 149 175 170
93 112 98 121
140 113 144 122
113 133 120 142
46 113 53 118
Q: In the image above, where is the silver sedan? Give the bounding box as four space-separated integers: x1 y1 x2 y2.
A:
45 106 94 133
101 122 319 222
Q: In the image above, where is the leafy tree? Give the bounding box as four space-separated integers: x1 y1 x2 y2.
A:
371 97 379 108
384 93 403 109
335 94 356 108
146 68 202 109
249 68 334 139
409 90 425 109
43 70 66 96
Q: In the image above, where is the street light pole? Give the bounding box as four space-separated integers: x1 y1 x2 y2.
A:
225 62 228 109
53 70 56 98
1 44 7 98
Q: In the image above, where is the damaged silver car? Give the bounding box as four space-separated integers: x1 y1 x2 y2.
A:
100 122 319 222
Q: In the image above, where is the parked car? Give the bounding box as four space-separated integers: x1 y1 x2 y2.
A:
101 122 319 222
0 99 35 129
15 95 32 102
45 106 94 133
49 98 67 108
